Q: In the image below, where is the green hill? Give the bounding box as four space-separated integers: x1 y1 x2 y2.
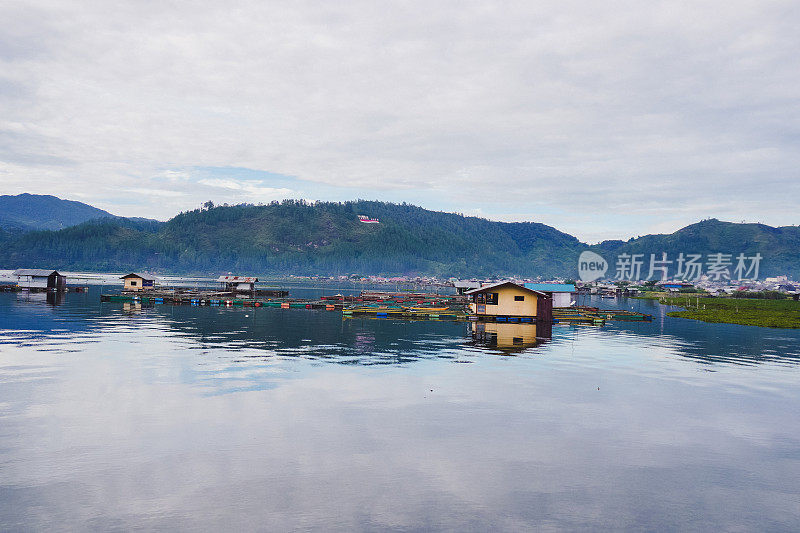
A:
0 193 116 232
0 201 797 279
594 219 800 279
0 200 581 277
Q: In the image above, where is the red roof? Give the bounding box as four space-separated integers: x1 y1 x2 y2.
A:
217 276 258 283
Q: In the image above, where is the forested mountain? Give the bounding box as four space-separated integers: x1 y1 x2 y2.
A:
0 199 797 279
594 220 800 279
0 200 580 277
0 193 116 232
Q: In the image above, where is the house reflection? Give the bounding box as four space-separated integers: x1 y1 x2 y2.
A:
469 321 549 353
46 291 64 306
15 290 64 306
123 302 143 313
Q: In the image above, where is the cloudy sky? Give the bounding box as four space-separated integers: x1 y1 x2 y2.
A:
1 1 798 242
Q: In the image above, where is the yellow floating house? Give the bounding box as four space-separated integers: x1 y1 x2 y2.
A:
465 281 552 322
120 273 155 292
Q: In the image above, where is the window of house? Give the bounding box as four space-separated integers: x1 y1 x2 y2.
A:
513 337 524 345
514 295 524 301
475 293 485 304
485 293 498 305
130 280 137 286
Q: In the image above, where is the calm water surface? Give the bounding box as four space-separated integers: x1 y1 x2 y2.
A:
1 288 800 531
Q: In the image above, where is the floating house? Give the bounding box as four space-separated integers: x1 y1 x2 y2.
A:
13 269 66 291
465 281 552 322
524 283 576 308
120 273 155 292
453 280 481 295
217 275 258 293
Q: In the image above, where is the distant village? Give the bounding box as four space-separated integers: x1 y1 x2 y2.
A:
2 269 799 299
297 273 800 299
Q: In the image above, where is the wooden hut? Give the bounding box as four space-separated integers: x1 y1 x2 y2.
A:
217 275 258 294
13 269 66 291
120 273 155 292
453 280 481 295
465 281 552 322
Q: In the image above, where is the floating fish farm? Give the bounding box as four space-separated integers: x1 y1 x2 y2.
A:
101 290 653 325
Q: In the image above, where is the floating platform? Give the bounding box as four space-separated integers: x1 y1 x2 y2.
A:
322 291 467 307
343 306 468 320
1 285 78 294
576 306 653 322
101 292 344 310
552 306 651 324
467 315 541 323
597 310 653 321
254 289 289 298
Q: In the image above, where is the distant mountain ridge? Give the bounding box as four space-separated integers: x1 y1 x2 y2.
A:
0 196 797 279
0 200 580 277
0 193 116 232
594 219 800 279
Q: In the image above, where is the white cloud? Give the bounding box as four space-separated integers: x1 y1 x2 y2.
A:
1 0 798 238
197 179 249 191
161 170 191 182
198 178 293 200
122 188 186 198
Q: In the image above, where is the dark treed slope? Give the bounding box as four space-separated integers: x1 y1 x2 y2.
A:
0 193 117 232
0 200 581 277
0 200 797 278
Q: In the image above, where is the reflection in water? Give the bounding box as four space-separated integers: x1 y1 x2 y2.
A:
2 288 800 530
46 291 64 306
122 301 142 313
1 288 799 368
580 295 800 367
8 290 64 307
470 321 548 353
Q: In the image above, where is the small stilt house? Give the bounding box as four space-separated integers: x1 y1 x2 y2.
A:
453 280 481 295
13 269 66 291
217 275 258 294
465 281 552 322
121 273 155 292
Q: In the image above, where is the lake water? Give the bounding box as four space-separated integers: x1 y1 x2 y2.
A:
1 287 800 531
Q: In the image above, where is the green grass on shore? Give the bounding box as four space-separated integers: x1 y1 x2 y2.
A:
636 295 800 328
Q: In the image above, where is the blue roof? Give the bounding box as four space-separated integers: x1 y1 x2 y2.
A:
524 283 576 293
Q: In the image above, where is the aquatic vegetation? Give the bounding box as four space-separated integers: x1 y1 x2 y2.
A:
642 295 800 328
